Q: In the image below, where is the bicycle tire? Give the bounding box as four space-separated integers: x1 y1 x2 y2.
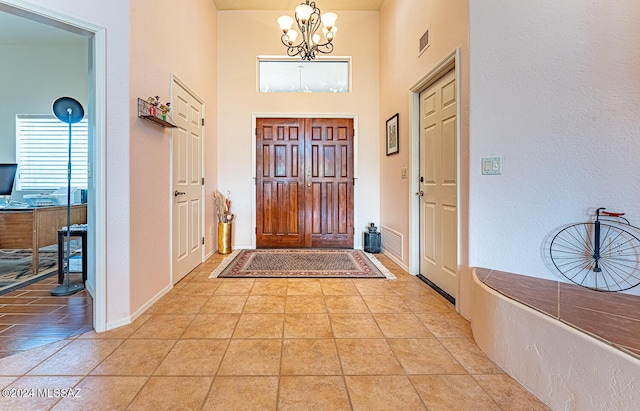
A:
550 222 640 292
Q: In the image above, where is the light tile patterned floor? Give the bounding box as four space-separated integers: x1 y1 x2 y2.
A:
0 253 550 410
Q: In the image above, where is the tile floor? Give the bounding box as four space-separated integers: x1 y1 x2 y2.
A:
0 272 92 359
0 254 549 410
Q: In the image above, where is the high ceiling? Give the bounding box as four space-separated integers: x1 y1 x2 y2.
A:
213 0 384 11
0 0 383 46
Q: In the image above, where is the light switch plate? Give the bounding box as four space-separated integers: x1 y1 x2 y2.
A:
481 157 502 175
401 167 408 179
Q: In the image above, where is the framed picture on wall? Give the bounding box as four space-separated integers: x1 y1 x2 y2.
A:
386 113 399 155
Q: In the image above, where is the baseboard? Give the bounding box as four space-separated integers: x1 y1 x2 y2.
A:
103 282 172 332
381 249 409 272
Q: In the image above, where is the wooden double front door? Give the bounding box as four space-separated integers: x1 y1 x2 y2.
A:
256 118 354 248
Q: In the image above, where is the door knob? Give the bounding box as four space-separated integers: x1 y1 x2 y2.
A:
416 191 424 197
174 190 186 197
307 183 311 187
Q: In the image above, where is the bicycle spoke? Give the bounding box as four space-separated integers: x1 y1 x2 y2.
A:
550 222 640 292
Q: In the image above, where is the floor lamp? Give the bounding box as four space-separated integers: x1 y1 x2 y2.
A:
51 97 85 296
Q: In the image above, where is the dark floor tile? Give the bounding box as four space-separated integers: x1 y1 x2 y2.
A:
560 282 640 321
482 270 559 318
560 305 640 352
475 267 493 282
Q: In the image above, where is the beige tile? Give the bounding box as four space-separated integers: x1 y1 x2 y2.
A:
473 374 551 411
127 376 213 410
372 313 434 338
28 339 123 376
233 314 284 339
362 295 412 313
0 340 71 376
285 295 326 313
284 313 333 338
388 338 466 374
215 280 255 295
129 314 195 339
202 376 278 411
404 294 456 314
329 313 383 338
286 280 323 296
243 296 286 313
154 339 228 376
353 280 396 295
91 339 176 376
217 340 282 376
147 294 209 314
77 314 151 340
250 279 288 296
320 279 359 295
0 375 82 411
175 281 221 296
416 311 473 338
182 313 239 339
324 295 369 313
439 337 504 374
53 376 148 411
201 295 247 313
281 339 342 375
345 375 426 411
335 339 403 375
411 375 500 411
278 376 351 411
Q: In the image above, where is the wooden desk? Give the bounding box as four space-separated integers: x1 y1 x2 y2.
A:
0 204 87 274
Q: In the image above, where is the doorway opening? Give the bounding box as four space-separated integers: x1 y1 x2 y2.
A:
0 2 107 331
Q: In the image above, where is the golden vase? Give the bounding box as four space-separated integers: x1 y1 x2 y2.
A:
218 222 232 254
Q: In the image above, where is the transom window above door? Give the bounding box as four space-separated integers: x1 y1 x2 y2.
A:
258 57 350 93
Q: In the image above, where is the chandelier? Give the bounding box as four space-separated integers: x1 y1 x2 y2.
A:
277 1 338 61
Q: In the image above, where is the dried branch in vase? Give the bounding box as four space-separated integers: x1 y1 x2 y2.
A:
214 190 234 223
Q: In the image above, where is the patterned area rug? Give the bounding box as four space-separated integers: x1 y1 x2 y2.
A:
210 249 395 279
0 250 59 296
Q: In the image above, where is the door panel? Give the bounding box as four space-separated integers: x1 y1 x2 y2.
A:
305 118 353 248
172 81 203 283
256 119 305 247
256 117 353 248
419 69 458 299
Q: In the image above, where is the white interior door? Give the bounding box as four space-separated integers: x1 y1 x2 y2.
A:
172 80 203 283
419 68 458 299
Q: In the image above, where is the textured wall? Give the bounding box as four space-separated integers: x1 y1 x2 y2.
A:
469 0 640 296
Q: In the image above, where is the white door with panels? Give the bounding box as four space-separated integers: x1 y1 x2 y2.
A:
172 80 203 284
418 68 458 299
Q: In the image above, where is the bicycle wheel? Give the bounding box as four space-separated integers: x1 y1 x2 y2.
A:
550 222 640 292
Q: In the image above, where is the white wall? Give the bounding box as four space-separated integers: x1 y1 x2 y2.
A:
469 0 640 295
217 10 380 249
0 43 88 198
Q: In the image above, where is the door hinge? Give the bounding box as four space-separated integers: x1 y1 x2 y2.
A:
201 118 205 126
202 177 205 185
255 227 257 234
202 237 205 245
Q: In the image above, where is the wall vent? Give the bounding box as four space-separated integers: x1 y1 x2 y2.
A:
419 27 431 56
380 225 403 260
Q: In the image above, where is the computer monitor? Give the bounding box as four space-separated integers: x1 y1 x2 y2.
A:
0 164 18 196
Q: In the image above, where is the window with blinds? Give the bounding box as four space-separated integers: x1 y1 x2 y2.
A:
16 115 88 191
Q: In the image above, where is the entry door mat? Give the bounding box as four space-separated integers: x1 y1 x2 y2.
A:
0 250 58 296
210 249 396 279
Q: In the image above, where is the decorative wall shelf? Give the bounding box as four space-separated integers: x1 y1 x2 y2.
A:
137 98 176 128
